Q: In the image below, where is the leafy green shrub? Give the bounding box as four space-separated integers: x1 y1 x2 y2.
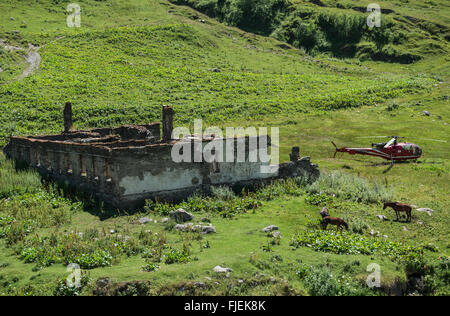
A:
211 186 235 201
290 229 424 268
343 216 370 235
304 192 334 206
53 273 91 297
163 248 191 264
65 250 113 269
146 192 261 219
299 264 371 296
142 262 160 272
0 156 41 199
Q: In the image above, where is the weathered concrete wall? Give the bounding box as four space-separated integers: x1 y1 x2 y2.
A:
111 136 273 208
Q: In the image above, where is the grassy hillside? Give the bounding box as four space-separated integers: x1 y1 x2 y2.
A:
0 0 436 143
171 0 449 62
0 0 448 296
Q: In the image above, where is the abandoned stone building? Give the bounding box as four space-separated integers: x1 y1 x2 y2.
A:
4 103 319 209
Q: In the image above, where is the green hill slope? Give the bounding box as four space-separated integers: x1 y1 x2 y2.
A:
0 0 448 296
0 0 437 143
170 0 449 62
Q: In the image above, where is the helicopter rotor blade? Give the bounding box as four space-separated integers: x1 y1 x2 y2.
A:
405 137 447 143
356 136 406 139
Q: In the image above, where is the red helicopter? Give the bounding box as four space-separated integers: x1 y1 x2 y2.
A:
331 136 445 164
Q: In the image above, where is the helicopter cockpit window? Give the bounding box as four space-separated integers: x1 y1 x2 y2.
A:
372 142 386 149
402 144 413 151
414 147 422 155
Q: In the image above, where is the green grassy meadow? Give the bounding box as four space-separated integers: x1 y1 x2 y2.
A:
0 0 448 296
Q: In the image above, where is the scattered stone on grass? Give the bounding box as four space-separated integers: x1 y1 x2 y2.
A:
262 225 279 232
193 282 206 289
416 208 434 216
213 266 233 273
423 110 430 116
272 231 282 238
138 217 152 224
175 223 216 234
376 215 387 221
202 225 216 234
169 208 194 223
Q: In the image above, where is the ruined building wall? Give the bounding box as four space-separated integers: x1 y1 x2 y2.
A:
3 105 319 209
113 135 274 208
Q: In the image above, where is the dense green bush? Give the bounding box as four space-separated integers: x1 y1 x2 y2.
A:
298 264 372 296
171 0 429 62
163 247 191 264
290 229 425 271
0 156 41 199
146 192 261 219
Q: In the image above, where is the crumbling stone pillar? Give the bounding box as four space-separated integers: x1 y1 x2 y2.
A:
290 147 300 162
162 105 174 142
64 102 73 133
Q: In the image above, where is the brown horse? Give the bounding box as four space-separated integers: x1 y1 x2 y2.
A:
322 216 349 231
383 202 412 222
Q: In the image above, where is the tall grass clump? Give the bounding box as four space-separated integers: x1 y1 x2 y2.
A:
0 155 42 198
306 171 393 203
211 186 236 201
297 264 373 296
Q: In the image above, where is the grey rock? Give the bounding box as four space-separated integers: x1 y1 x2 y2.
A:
201 217 211 223
138 217 152 224
423 110 430 116
213 266 233 273
416 208 434 216
161 217 169 223
272 231 282 238
402 226 408 232
202 225 216 234
262 225 279 233
210 68 221 72
193 282 206 289
169 208 194 223
376 215 387 221
175 224 187 232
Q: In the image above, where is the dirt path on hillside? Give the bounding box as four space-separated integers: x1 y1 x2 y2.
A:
0 40 41 81
18 43 41 80
0 39 45 82
0 36 65 83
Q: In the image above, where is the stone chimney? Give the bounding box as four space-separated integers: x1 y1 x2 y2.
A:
162 105 174 142
63 102 73 133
